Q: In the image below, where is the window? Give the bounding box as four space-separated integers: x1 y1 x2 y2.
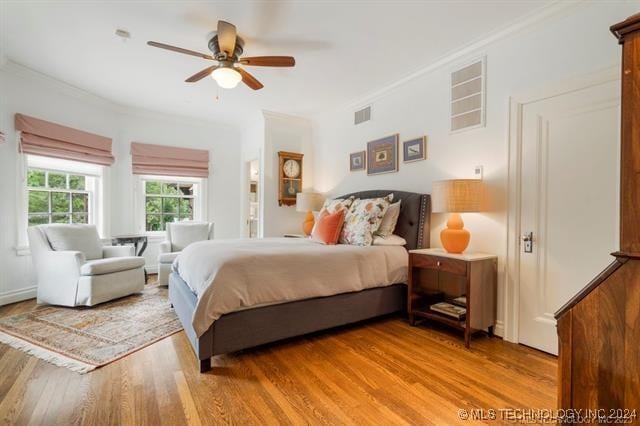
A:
143 179 197 231
27 168 93 226
17 155 107 253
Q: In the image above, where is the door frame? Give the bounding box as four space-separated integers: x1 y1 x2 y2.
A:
504 66 619 343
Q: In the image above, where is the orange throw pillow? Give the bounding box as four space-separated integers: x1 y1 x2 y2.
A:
311 210 345 245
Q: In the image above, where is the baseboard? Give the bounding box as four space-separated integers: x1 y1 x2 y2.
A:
0 286 37 306
494 320 505 338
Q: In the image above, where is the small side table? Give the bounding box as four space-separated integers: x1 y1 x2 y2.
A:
408 248 497 348
112 235 148 282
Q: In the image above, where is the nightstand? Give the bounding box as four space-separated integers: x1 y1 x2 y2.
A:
408 248 497 348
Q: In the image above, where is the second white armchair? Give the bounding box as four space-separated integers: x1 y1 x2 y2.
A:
158 221 214 286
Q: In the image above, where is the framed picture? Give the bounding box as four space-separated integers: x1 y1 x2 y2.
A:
349 151 366 171
403 136 427 163
367 134 398 175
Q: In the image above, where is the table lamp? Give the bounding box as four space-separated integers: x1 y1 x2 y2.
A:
431 179 483 253
296 192 325 236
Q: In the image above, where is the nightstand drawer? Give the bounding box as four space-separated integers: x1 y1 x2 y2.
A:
411 254 468 276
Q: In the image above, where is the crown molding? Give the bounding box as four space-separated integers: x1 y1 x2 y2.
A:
0 59 119 111
322 0 587 116
262 109 312 125
0 59 237 130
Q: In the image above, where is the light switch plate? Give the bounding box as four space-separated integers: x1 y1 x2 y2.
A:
474 165 483 179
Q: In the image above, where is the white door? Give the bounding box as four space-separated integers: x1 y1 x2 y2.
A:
518 79 619 354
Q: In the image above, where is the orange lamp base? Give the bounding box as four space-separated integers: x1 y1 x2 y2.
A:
302 210 315 236
440 213 470 254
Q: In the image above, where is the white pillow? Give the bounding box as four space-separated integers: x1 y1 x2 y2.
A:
375 200 401 237
372 234 407 246
44 224 103 260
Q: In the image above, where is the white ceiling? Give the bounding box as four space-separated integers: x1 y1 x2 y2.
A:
1 1 552 126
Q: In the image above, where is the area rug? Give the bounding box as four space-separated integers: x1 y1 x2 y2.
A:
0 285 182 373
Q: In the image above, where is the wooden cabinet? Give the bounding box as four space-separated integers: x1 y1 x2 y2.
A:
554 13 640 417
407 249 497 348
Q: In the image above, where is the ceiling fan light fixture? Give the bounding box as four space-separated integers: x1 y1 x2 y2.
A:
211 67 241 89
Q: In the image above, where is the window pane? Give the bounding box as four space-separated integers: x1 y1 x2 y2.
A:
146 197 161 214
28 214 49 226
69 175 85 190
145 181 161 195
179 184 193 196
162 197 178 213
52 213 70 224
28 191 49 213
51 192 70 213
72 213 88 224
27 170 46 187
146 214 162 232
162 183 179 195
179 198 193 219
72 193 88 212
163 214 177 226
48 173 67 189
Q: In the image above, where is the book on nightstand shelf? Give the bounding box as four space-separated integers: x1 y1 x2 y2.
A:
449 296 467 307
429 302 467 320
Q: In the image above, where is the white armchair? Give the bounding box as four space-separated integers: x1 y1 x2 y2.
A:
28 224 145 307
158 222 214 286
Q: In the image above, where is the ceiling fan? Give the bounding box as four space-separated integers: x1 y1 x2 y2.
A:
147 20 295 91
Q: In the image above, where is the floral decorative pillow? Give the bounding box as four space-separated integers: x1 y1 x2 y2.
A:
340 194 394 246
318 196 355 215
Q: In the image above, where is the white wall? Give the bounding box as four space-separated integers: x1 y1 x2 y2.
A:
0 63 243 304
311 2 637 337
262 111 314 237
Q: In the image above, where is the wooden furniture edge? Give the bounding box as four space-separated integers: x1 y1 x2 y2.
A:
554 256 628 319
611 13 640 43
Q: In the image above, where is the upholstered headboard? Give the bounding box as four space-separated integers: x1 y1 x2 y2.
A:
337 190 431 250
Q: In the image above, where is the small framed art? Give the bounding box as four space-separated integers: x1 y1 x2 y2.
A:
367 134 398 175
350 151 366 171
403 136 427 163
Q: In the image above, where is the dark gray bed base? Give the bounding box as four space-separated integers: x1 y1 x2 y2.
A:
169 190 431 372
169 271 407 372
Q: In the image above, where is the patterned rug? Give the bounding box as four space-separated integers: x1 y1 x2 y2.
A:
0 285 182 373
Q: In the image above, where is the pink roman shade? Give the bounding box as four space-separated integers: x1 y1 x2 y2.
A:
130 142 209 178
15 114 114 166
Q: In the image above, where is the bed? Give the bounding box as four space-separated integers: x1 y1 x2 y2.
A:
168 190 431 372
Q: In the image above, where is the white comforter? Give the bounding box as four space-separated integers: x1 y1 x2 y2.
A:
174 238 408 337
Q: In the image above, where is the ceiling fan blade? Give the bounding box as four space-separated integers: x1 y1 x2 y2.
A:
237 68 264 90
147 41 214 60
217 20 237 57
185 65 218 83
239 56 296 67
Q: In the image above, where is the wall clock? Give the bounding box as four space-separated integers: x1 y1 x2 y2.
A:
278 151 303 206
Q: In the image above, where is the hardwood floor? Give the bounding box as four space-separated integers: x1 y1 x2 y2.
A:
0 279 556 425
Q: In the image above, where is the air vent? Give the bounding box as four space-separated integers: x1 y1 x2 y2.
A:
450 58 485 133
354 106 371 125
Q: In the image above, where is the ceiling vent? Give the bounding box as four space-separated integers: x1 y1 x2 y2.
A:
354 106 371 125
450 57 485 133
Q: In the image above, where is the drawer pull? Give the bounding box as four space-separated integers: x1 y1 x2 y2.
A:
436 261 441 267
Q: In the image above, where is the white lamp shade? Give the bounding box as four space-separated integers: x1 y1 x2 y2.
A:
432 179 483 213
211 67 242 89
296 192 325 212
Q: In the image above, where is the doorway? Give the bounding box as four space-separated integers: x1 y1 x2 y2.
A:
506 69 620 354
247 159 260 238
